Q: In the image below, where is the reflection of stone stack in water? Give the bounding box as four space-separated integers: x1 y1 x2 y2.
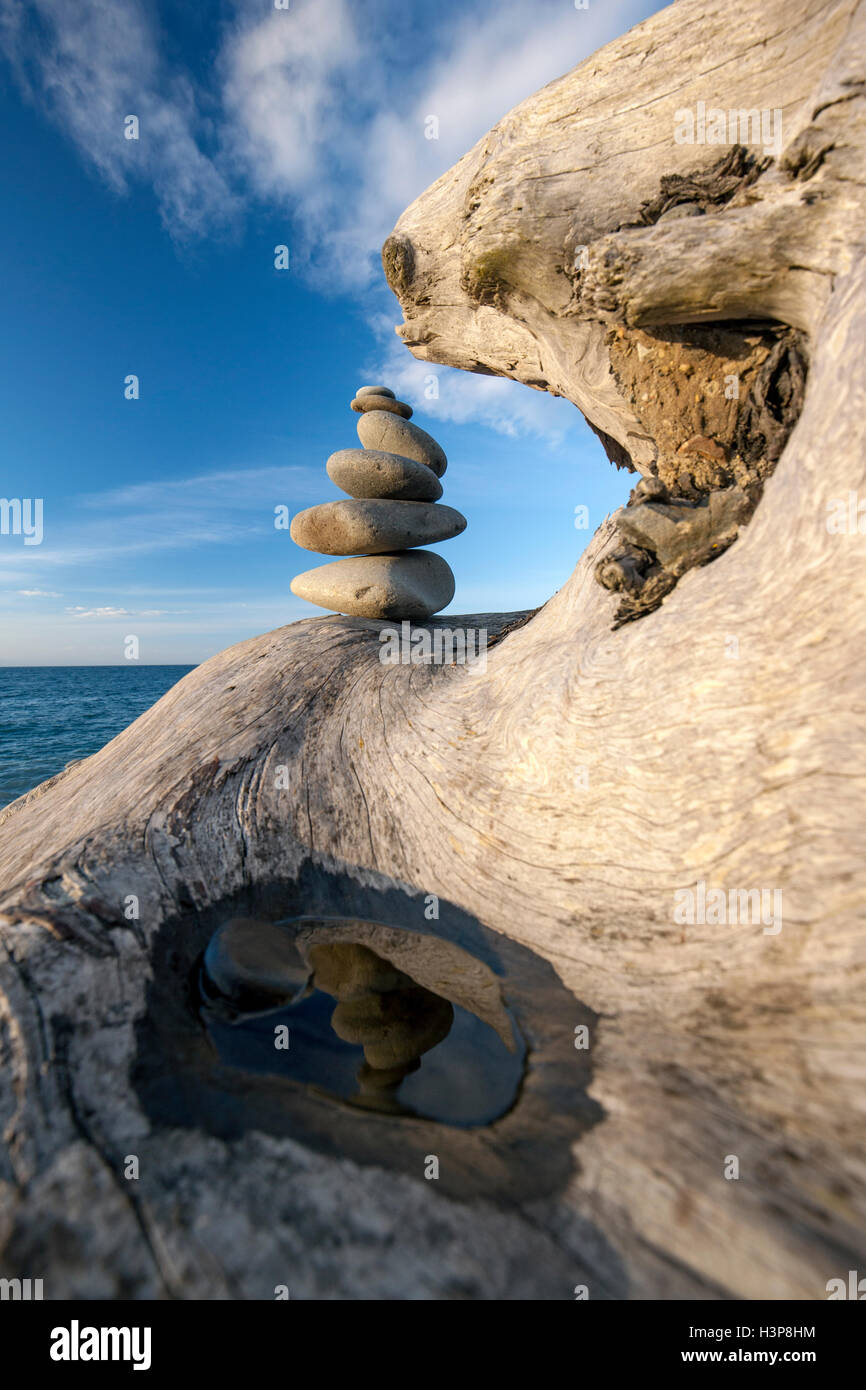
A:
290 386 465 620
199 917 526 1126
309 942 453 1109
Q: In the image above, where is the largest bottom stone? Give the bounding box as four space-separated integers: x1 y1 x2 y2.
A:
291 550 455 619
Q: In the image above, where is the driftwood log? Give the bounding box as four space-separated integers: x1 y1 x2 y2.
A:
1 0 865 1299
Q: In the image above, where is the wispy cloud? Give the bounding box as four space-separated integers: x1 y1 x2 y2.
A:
65 605 169 619
1 0 626 259
66 605 132 619
0 0 238 239
220 1 361 202
0 463 322 576
0 522 257 571
17 588 63 597
83 464 319 510
220 0 641 287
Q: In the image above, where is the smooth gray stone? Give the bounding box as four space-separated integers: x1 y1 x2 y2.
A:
204 918 311 1002
356 385 395 399
357 411 447 477
326 448 443 501
351 395 413 419
291 551 455 619
290 499 466 554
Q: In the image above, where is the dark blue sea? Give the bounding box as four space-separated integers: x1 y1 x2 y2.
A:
0 666 196 810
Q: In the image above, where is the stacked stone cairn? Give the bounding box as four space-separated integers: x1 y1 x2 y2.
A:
290 386 465 620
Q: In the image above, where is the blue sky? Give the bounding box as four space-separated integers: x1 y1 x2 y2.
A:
0 0 664 665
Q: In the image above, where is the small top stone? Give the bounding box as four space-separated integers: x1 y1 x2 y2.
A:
351 395 413 419
356 385 395 400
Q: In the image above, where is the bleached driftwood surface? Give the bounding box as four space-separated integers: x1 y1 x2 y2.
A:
1 0 864 1298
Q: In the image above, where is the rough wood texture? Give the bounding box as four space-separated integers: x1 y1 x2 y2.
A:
1 0 865 1299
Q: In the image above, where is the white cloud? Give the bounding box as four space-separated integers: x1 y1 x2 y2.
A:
17 588 63 597
220 1 360 196
218 0 635 290
0 0 644 275
64 604 166 619
66 605 132 619
0 0 238 238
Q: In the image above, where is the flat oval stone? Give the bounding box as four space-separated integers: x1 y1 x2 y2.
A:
356 385 395 399
291 551 455 619
326 448 442 501
357 411 447 477
351 395 413 419
290 499 466 554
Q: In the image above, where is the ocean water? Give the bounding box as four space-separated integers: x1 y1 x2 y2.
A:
0 666 196 810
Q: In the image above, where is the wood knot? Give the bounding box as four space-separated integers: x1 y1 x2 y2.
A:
382 235 416 298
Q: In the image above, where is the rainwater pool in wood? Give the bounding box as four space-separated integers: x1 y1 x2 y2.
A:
134 876 601 1206
199 921 526 1126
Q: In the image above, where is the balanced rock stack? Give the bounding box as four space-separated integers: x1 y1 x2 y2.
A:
290 386 465 620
